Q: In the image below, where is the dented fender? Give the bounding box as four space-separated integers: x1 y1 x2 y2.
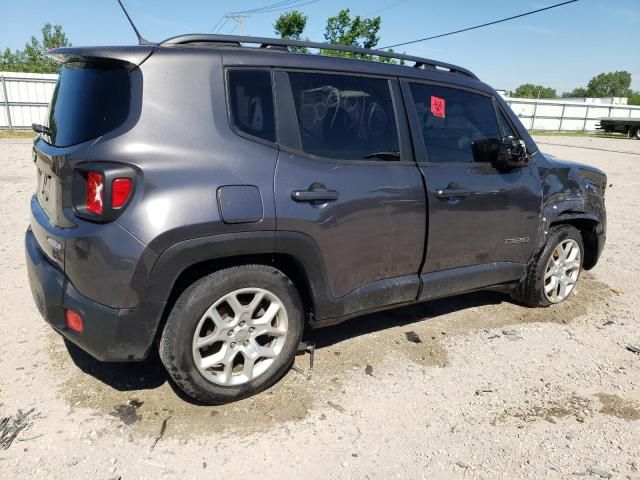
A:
534 152 607 266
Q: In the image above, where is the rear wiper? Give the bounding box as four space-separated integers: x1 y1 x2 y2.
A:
31 123 51 135
362 151 401 161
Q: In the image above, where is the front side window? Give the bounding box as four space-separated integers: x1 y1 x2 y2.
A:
497 108 517 138
287 72 399 161
228 69 276 143
409 83 501 163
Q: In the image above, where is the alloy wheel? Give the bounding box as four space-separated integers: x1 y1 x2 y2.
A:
191 288 289 386
543 239 581 303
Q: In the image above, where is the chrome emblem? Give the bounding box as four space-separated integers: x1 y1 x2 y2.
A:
505 237 530 245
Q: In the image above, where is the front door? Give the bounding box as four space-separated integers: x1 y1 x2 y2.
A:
403 81 542 277
274 71 426 300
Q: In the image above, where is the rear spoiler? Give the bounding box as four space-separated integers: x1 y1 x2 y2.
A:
47 45 156 70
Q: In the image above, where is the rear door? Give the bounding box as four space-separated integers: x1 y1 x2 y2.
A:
402 81 542 279
274 70 426 301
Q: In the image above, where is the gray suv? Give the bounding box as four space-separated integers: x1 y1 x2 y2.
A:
26 34 607 404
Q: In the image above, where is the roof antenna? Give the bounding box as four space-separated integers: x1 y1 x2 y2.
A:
116 0 153 45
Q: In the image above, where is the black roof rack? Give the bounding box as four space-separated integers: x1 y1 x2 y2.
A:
161 34 478 80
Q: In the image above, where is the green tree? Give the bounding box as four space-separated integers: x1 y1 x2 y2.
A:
274 10 307 40
513 84 557 99
585 71 632 97
321 9 401 63
0 23 70 73
274 8 397 63
562 87 588 98
628 91 640 106
322 9 394 62
274 10 309 53
324 9 381 51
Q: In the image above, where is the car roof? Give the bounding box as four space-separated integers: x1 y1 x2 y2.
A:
49 34 494 94
161 34 477 76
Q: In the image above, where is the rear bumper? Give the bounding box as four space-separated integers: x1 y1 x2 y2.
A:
25 228 165 361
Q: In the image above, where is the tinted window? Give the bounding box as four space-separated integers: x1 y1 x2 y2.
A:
288 72 399 161
45 64 130 147
228 69 276 143
409 83 501 163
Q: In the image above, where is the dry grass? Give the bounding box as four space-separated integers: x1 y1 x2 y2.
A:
0 130 36 139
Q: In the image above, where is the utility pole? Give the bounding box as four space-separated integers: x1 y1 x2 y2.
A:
226 14 249 35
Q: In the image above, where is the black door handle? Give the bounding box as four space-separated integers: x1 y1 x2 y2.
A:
435 188 470 198
291 189 339 202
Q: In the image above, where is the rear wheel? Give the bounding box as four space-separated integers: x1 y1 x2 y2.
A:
512 225 584 307
633 127 640 140
159 265 304 404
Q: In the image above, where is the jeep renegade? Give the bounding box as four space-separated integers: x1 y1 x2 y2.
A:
26 34 607 404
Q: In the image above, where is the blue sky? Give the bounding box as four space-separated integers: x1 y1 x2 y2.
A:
1 0 639 92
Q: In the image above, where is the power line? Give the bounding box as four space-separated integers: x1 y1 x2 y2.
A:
308 0 409 36
214 17 230 34
246 0 319 14
380 0 579 49
366 0 410 16
210 1 300 33
228 0 309 16
209 16 226 33
211 0 319 35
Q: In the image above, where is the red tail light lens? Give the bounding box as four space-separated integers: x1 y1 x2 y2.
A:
65 309 84 333
86 171 104 215
112 178 132 208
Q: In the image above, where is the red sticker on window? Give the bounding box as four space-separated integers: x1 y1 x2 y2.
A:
431 96 446 118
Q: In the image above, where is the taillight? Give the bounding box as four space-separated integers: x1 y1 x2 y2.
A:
112 178 132 208
86 171 104 215
73 164 136 222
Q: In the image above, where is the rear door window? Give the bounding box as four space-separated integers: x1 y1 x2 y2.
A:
286 72 399 161
45 63 130 147
227 69 276 143
409 83 501 163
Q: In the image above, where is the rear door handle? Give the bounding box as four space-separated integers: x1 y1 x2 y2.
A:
291 189 339 202
435 188 470 198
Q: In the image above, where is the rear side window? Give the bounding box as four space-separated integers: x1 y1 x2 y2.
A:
228 69 276 143
409 83 501 163
287 72 399 161
45 63 130 147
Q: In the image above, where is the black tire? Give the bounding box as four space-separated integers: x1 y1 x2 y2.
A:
633 127 640 140
159 265 304 404
511 225 584 307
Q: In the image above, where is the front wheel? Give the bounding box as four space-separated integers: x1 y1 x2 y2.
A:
159 265 304 404
512 225 584 307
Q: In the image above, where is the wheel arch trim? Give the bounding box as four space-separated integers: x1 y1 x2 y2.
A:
143 231 329 315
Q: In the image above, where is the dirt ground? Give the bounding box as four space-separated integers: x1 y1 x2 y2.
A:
0 135 639 479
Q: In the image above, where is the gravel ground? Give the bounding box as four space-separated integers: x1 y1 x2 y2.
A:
0 135 638 480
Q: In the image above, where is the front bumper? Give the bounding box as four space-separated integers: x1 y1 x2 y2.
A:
25 228 165 361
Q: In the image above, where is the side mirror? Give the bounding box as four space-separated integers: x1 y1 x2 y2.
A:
496 136 529 169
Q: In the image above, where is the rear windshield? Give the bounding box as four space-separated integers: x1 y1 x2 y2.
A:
44 63 130 147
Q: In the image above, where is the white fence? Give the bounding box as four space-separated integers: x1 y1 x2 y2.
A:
2 70 640 132
504 97 640 131
0 72 58 130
